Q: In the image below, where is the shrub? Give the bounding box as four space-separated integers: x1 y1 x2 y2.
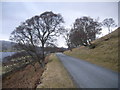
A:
88 44 96 49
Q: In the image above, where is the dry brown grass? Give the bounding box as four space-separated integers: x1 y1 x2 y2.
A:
2 62 44 88
64 28 119 72
37 54 76 88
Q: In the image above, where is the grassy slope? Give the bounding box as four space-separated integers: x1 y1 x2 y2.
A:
64 28 119 72
37 54 76 88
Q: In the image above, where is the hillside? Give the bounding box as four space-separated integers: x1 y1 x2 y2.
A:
2 62 44 88
64 28 119 72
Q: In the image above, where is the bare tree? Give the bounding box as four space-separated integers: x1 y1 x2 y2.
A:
69 29 84 47
62 28 73 51
69 16 102 47
10 11 64 68
102 18 117 33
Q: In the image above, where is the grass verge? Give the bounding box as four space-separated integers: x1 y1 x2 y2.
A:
37 53 76 88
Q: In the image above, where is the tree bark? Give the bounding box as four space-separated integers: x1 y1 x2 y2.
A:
41 42 45 68
108 27 111 33
41 61 45 68
38 60 45 68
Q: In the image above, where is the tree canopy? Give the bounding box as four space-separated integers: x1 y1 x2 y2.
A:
69 16 102 47
10 11 64 68
102 18 117 33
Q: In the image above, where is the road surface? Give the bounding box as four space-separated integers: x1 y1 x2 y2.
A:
56 53 118 88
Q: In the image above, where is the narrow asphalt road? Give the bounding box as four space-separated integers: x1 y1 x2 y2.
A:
56 53 118 88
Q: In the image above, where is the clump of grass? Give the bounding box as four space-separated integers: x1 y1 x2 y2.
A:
64 28 119 72
37 54 76 88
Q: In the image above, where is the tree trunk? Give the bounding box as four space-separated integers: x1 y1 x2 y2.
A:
41 61 45 68
38 60 45 68
108 27 111 33
31 63 37 72
42 43 45 61
68 45 72 51
88 40 92 46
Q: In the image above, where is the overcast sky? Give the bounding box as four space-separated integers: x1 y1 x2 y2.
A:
0 2 118 47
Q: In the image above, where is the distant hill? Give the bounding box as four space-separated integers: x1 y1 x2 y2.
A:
0 40 16 52
64 27 119 72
